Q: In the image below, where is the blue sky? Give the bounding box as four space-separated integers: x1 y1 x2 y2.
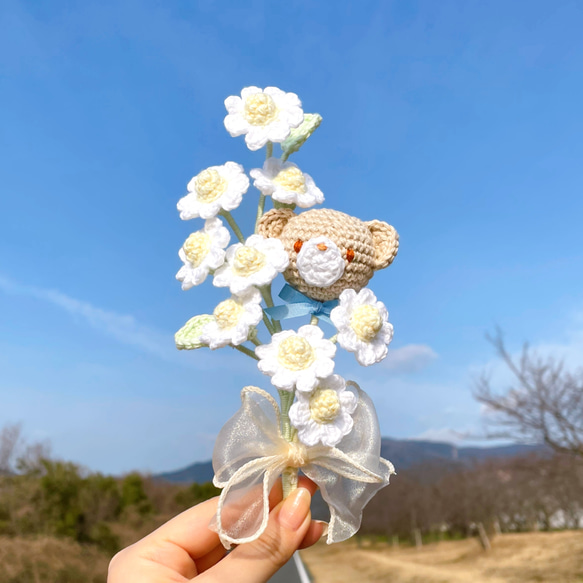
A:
1 0 582 474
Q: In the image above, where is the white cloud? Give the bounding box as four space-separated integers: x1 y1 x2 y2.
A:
384 343 438 373
0 274 177 362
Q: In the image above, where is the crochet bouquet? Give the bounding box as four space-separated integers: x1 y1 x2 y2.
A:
174 87 398 548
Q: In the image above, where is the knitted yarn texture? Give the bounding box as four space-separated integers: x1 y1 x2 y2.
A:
258 208 399 302
172 85 399 548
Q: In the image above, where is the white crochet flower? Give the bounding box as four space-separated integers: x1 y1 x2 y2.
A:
255 325 336 393
176 218 231 290
213 234 289 295
178 162 249 220
224 87 304 151
330 288 394 367
250 158 324 209
289 374 357 447
200 288 263 349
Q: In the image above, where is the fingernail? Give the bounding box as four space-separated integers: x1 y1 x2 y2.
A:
315 520 329 539
278 488 311 530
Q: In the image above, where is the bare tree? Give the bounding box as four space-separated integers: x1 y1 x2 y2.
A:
475 330 583 457
0 423 23 473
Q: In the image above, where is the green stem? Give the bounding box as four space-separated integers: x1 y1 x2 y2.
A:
262 312 276 335
232 344 258 360
278 389 298 498
255 193 266 233
279 390 294 440
260 285 282 332
254 142 273 233
282 467 298 498
220 211 245 243
281 151 290 162
249 336 262 347
329 334 338 344
310 315 319 326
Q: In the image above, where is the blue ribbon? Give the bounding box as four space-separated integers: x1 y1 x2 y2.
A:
264 284 339 325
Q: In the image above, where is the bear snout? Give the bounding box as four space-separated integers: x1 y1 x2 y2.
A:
295 236 345 288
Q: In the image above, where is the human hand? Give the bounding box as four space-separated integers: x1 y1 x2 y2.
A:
108 476 325 583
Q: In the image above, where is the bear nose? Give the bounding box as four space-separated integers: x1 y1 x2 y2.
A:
317 243 328 251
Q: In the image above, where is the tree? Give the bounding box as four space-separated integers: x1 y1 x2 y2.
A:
121 472 152 516
0 423 23 473
475 330 583 457
174 481 221 509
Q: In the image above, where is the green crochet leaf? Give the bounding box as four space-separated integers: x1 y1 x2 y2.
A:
175 314 214 350
281 113 323 156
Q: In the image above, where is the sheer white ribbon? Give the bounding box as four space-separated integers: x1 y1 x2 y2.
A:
210 383 395 548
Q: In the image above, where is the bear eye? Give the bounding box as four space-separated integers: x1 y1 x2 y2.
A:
294 239 303 253
346 248 355 263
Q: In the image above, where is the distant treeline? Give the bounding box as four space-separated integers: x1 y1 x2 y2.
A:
361 452 583 544
0 454 219 556
3 421 583 558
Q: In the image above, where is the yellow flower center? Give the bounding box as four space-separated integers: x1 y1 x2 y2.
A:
309 388 341 424
277 336 316 371
273 167 307 193
243 93 278 126
183 232 211 267
232 246 266 276
350 304 383 342
213 299 244 329
194 168 227 203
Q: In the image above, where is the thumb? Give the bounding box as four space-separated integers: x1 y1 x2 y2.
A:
200 487 312 583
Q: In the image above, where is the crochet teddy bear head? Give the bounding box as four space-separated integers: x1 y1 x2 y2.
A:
257 208 399 302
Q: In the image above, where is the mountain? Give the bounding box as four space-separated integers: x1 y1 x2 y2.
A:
154 438 545 484
156 460 214 484
379 438 544 470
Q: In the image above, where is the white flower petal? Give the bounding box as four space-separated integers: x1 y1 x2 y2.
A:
356 288 377 305
271 369 296 391
256 325 336 392
337 330 359 352
332 288 394 367
266 120 291 143
222 161 246 179
212 266 231 288
224 113 248 136
223 87 305 151
271 188 296 205
179 163 247 219
230 325 249 346
257 357 278 376
296 372 318 393
224 95 242 114
297 324 324 341
313 357 334 380
279 106 304 128
200 290 263 349
240 86 262 99
263 86 286 99
290 374 356 447
280 91 302 109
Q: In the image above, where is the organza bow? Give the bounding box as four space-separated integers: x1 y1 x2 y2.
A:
263 284 339 325
210 384 394 549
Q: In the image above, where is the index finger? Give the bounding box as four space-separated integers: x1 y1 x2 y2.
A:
142 496 220 558
144 475 317 559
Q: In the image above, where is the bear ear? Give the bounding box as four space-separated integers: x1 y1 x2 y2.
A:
257 208 296 238
366 220 399 270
